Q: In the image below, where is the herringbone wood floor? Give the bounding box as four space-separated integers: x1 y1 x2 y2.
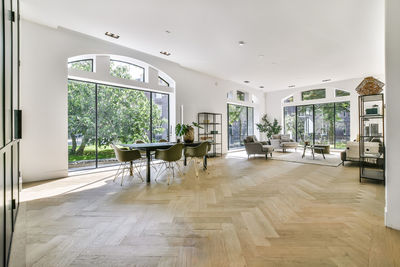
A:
10 153 400 266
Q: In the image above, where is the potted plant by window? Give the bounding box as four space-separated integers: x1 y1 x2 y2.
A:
175 122 203 143
256 115 282 142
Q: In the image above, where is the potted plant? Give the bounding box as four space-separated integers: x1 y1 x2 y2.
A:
175 122 203 143
256 115 282 141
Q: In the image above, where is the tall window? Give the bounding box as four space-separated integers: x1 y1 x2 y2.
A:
110 60 145 82
283 101 350 148
68 80 169 170
228 104 254 149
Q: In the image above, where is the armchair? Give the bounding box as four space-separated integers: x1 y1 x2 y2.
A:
243 135 273 159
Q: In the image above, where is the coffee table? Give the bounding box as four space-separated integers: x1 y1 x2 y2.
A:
302 145 326 160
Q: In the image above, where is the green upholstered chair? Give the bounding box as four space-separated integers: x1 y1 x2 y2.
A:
154 143 184 185
111 144 143 186
184 142 209 177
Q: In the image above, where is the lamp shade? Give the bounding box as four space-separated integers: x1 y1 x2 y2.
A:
355 76 384 95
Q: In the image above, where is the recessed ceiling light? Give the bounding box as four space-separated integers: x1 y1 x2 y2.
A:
259 86 264 89
160 51 171 56
288 85 296 88
244 80 250 83
165 30 171 34
105 32 120 39
238 41 245 46
322 79 331 82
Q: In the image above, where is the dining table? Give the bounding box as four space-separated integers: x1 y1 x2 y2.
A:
120 142 207 183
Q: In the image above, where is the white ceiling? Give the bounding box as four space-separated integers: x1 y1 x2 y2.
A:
20 0 385 92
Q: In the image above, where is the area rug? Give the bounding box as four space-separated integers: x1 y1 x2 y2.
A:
270 150 342 167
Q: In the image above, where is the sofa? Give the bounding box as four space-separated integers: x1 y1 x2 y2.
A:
243 135 274 159
270 134 298 152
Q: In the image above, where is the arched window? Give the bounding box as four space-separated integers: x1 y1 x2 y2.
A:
67 54 173 170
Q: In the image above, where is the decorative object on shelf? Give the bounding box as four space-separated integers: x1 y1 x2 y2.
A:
256 114 282 139
198 112 222 157
358 93 385 183
175 122 203 143
355 76 385 96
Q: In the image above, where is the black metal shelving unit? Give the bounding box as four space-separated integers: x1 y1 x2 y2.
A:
358 94 385 183
198 112 222 157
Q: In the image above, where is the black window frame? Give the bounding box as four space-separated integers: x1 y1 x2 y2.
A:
109 59 146 82
283 100 350 149
158 76 170 87
67 78 170 171
227 103 254 150
67 59 94 72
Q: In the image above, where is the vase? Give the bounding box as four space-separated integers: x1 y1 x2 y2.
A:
183 127 194 143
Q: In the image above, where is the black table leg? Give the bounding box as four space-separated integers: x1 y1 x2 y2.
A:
146 150 151 183
184 155 187 166
203 156 207 170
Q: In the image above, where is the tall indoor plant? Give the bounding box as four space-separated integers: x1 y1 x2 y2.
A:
256 114 282 139
175 122 203 143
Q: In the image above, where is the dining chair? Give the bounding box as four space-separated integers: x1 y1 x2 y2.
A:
154 143 184 185
184 142 210 178
111 144 143 186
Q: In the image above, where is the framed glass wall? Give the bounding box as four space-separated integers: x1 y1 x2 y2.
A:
283 106 296 139
314 103 335 146
68 79 169 170
335 102 350 148
297 105 314 145
227 104 254 149
283 101 350 148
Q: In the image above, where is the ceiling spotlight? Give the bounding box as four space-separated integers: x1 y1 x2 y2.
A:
105 32 120 39
165 30 171 34
322 79 331 82
288 85 296 88
160 51 171 56
244 80 250 83
238 41 245 46
259 86 264 89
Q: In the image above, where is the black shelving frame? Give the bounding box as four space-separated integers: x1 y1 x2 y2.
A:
198 112 222 157
358 94 385 183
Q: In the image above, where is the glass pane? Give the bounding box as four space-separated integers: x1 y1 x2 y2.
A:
314 103 334 147
237 91 245 101
158 77 169 87
335 89 350 97
228 104 247 149
296 105 314 145
284 106 296 139
110 60 144 82
302 89 326 101
68 80 96 170
68 59 93 72
248 107 254 136
97 85 151 167
284 96 294 103
152 93 169 142
335 102 350 149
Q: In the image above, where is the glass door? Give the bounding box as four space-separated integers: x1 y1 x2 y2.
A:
296 105 314 145
228 104 254 149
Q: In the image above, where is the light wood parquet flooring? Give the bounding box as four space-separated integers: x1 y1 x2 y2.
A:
9 153 400 266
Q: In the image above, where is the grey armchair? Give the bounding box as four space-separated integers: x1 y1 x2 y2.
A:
243 136 273 159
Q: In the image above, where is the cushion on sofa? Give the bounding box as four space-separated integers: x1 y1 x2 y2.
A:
271 134 281 139
245 136 255 143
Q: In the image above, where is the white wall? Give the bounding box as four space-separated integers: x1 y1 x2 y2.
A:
264 77 384 142
385 0 400 230
20 20 265 182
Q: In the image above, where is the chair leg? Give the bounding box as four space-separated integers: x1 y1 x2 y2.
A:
113 163 123 182
120 162 127 186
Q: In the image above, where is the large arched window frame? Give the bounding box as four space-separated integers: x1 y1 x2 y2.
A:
67 54 176 170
